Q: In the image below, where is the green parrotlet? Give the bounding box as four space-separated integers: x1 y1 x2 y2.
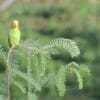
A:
8 20 21 47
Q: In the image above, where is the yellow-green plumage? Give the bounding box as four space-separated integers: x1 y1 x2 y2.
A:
8 20 21 47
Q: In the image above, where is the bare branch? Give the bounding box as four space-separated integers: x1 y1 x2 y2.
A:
6 46 16 100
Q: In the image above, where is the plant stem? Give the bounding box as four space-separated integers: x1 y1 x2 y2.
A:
36 55 40 82
27 52 32 100
6 46 15 100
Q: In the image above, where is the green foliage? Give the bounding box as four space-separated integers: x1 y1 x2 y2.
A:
37 52 47 77
42 38 80 57
74 69 83 89
55 62 91 97
0 45 6 60
55 66 66 96
11 68 41 91
13 81 26 94
66 62 91 90
0 0 99 99
0 73 6 95
9 5 66 18
0 37 90 100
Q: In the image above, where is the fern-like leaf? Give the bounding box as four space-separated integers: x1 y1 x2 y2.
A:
74 69 83 89
0 74 6 95
79 65 91 78
42 38 80 57
11 69 41 91
0 45 6 60
37 52 47 77
66 62 91 89
19 39 41 52
13 81 26 94
56 66 66 96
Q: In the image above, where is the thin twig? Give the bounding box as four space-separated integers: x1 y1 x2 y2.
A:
6 46 15 100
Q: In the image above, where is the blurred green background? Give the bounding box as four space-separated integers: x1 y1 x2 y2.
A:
0 0 100 100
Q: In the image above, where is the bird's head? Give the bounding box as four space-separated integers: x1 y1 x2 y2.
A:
11 20 19 28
